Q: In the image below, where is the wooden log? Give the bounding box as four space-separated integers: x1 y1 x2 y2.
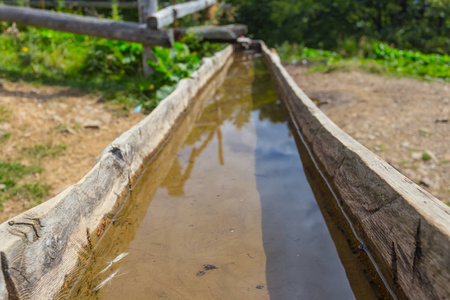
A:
0 45 234 300
260 42 450 300
180 24 248 41
147 0 215 29
0 4 173 47
1 1 138 8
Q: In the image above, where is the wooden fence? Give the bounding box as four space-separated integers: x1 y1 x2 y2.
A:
0 0 247 76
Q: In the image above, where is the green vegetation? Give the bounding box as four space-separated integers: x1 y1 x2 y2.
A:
0 106 12 122
0 26 225 113
229 0 450 54
0 132 11 143
0 160 48 209
22 143 67 159
422 152 432 161
276 42 450 81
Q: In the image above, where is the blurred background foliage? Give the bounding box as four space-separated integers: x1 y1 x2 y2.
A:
229 0 449 55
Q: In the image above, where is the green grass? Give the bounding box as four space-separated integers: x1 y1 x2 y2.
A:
22 143 67 159
0 160 48 209
0 132 11 143
276 42 450 82
0 26 225 113
0 106 12 122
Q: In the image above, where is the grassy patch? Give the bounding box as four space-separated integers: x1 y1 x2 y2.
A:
0 106 12 122
22 143 67 159
0 160 48 209
276 42 450 82
0 132 11 143
0 27 225 113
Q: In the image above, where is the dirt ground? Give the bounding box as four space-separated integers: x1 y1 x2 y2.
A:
0 80 145 223
285 65 450 205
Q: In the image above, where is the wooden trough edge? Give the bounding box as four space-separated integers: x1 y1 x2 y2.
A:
0 45 234 300
259 41 450 299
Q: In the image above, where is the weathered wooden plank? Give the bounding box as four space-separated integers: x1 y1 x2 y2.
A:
147 0 215 29
0 4 173 47
138 0 158 77
260 42 450 300
0 45 234 300
2 1 138 8
180 24 248 41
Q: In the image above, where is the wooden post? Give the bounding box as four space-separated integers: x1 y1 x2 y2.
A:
139 0 157 77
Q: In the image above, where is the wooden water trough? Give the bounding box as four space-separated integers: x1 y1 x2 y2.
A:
0 41 449 299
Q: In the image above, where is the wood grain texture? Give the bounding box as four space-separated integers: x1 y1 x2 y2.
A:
147 0 215 29
261 42 450 300
0 45 233 300
0 4 173 46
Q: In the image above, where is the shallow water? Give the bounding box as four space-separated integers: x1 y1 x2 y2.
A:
68 53 392 299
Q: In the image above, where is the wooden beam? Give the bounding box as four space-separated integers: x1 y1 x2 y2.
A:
0 4 173 47
1 1 138 8
147 0 215 29
180 24 248 42
139 0 158 77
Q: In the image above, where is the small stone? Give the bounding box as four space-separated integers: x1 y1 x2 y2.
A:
52 115 62 122
100 125 108 130
435 117 449 123
0 123 11 131
74 117 84 123
100 114 111 123
374 146 381 152
83 120 101 129
402 142 410 148
368 135 376 140
411 152 422 160
420 177 433 188
30 88 39 94
64 126 76 134
0 184 6 189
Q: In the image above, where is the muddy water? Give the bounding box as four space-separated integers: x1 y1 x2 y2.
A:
69 53 392 299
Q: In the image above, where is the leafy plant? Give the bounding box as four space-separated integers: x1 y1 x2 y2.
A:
277 42 450 81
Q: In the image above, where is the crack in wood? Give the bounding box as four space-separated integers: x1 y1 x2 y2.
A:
1 252 20 300
391 242 399 288
10 268 30 284
412 219 422 275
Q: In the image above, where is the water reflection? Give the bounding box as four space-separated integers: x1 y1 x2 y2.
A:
68 53 382 300
160 54 286 199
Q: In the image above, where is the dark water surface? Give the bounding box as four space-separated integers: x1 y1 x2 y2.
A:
68 53 392 300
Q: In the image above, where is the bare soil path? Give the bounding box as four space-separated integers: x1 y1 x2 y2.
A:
286 65 450 204
0 80 145 222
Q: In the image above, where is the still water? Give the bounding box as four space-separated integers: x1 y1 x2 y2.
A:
68 53 391 299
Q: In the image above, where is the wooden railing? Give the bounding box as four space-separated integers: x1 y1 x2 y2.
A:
0 0 247 76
